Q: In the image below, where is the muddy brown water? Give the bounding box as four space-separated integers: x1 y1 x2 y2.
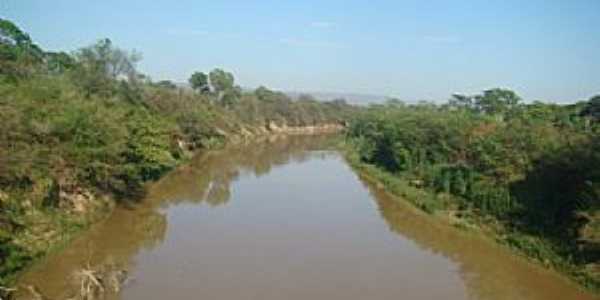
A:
17 135 597 299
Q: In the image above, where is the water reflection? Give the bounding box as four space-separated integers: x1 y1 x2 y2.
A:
358 173 596 300
17 134 597 300
17 135 338 299
147 134 337 207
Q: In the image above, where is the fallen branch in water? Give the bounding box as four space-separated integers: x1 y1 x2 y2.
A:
74 266 104 300
71 260 129 300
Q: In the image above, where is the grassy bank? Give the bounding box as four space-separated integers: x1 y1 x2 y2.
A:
0 18 356 289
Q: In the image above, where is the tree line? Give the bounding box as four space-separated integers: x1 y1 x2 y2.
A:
0 18 355 287
346 88 599 289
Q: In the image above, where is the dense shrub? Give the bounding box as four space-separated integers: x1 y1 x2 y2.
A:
346 92 600 275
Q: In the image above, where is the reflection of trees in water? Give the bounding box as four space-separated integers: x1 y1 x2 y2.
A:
132 209 168 250
358 173 594 300
205 175 233 207
19 135 337 299
149 134 337 207
23 136 592 300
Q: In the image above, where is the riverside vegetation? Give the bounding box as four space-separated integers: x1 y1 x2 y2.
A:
1 16 599 297
344 91 600 291
0 18 355 290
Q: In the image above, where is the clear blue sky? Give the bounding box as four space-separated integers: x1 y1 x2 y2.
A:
2 0 599 102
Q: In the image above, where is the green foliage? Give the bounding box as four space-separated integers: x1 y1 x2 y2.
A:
474 88 521 116
189 69 253 108
346 88 600 288
45 51 76 74
512 134 600 229
232 86 355 126
581 95 600 124
0 19 357 284
188 71 208 93
0 236 31 285
0 18 43 60
208 68 234 93
123 109 178 181
0 18 45 82
71 38 141 97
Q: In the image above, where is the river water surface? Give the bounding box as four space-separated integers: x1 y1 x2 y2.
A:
18 135 597 299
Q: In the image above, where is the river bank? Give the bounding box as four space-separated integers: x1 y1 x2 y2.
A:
0 124 342 294
340 145 600 295
10 134 340 299
13 135 597 300
0 19 358 291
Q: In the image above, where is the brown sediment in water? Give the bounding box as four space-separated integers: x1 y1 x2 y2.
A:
16 135 598 300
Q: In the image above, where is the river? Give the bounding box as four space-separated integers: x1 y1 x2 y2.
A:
17 135 596 299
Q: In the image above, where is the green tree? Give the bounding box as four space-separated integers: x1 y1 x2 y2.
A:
0 18 43 59
45 51 76 74
255 86 279 102
209 68 235 93
188 71 209 93
221 86 242 107
72 38 141 97
581 95 600 123
474 88 521 116
0 18 44 80
209 68 237 105
448 94 473 111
